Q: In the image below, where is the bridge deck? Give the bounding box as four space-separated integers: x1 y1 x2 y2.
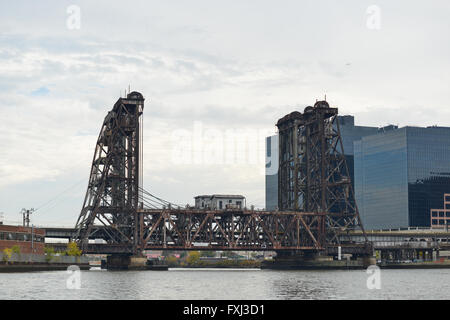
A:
45 209 450 255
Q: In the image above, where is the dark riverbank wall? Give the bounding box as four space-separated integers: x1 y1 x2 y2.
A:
379 260 450 269
0 252 90 272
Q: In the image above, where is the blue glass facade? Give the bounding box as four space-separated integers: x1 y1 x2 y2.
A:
355 126 450 229
337 116 379 192
354 128 409 229
268 112 450 228
407 127 450 227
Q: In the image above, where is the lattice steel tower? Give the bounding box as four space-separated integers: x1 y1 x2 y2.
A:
75 92 144 253
277 101 367 245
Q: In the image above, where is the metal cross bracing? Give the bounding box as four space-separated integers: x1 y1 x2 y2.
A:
74 93 370 255
277 100 369 250
136 209 326 252
75 91 145 253
73 92 324 254
76 209 328 253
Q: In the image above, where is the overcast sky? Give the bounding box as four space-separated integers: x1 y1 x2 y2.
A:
0 0 449 226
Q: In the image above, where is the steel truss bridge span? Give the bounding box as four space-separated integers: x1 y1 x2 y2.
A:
53 209 369 254
81 209 328 252
72 92 371 256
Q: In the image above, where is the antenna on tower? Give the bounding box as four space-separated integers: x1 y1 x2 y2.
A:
324 94 327 101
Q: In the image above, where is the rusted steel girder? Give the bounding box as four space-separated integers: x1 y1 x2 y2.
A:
137 209 326 251
277 101 369 249
74 92 144 254
73 93 370 256
75 208 327 252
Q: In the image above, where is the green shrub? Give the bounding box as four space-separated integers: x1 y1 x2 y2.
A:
65 242 82 256
44 246 55 262
2 248 12 262
165 256 179 267
11 245 21 255
239 260 260 268
186 251 201 265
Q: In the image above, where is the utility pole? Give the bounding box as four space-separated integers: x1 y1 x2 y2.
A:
21 208 34 227
31 224 34 252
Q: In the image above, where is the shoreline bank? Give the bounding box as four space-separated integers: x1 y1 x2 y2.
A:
0 252 90 272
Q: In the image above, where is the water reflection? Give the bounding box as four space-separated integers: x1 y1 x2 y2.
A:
0 268 448 300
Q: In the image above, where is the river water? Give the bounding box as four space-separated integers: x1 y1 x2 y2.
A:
0 268 448 300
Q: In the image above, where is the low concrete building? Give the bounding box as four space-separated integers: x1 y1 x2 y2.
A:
194 195 246 210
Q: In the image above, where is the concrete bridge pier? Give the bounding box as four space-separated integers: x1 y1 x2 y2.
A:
261 250 375 270
105 254 149 270
103 254 169 270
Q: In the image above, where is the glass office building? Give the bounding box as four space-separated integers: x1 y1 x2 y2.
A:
265 115 378 210
355 126 450 229
337 116 379 191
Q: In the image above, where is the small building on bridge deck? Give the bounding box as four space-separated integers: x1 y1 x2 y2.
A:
194 194 246 210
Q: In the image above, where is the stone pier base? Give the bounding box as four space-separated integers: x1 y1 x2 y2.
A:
105 254 168 270
106 254 147 270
